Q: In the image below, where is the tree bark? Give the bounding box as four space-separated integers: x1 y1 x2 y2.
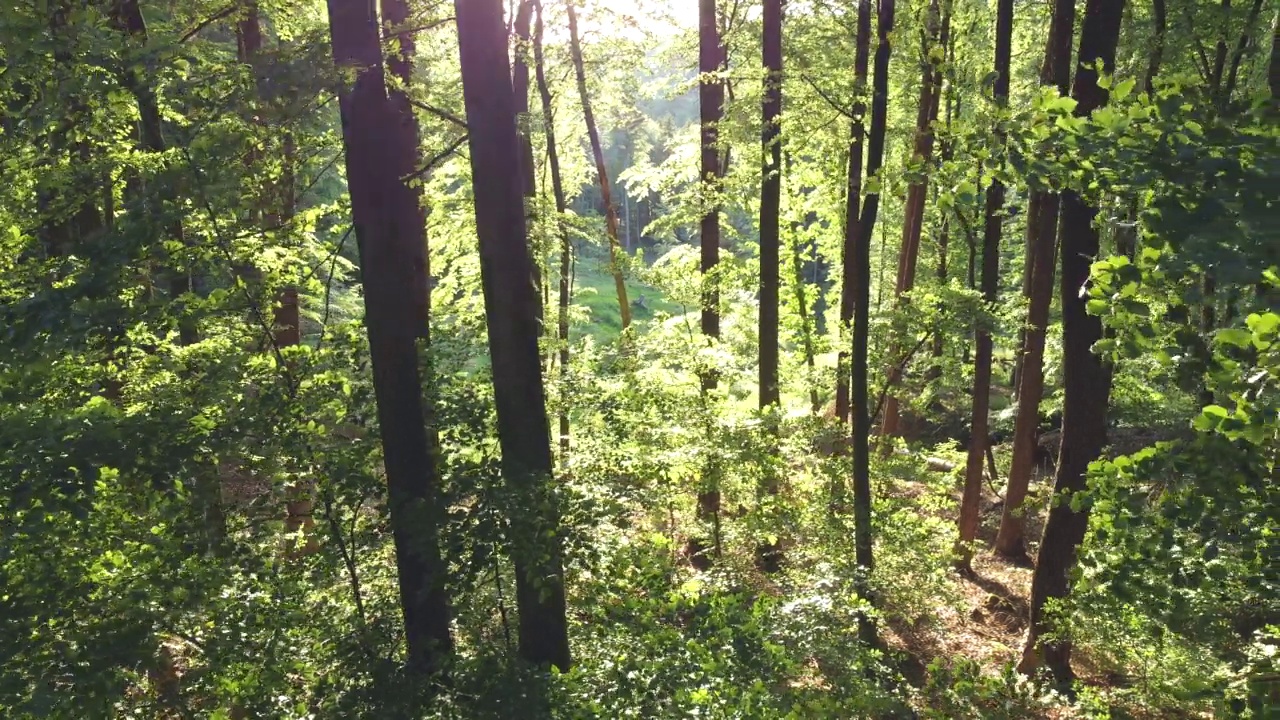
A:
695 0 725 563
852 0 896 648
753 0 784 574
565 1 630 330
1019 0 1124 681
512 0 542 311
880 0 948 440
758 0 783 412
382 0 431 334
835 0 873 425
533 0 572 461
325 0 453 677
956 0 1012 571
993 0 1075 561
454 0 572 672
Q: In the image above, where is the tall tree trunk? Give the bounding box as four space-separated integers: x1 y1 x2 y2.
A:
993 0 1075 561
454 0 572 672
835 0 873 426
758 0 783 412
326 0 453 677
512 0 542 309
382 0 431 333
754 0 785 574
929 79 957 376
881 0 948 439
533 0 572 461
852 0 896 648
956 0 1012 571
1019 0 1124 681
695 0 725 562
565 1 630 331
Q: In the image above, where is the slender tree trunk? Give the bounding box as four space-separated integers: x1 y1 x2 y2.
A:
700 0 724 371
1019 0 1124 681
881 0 948 440
929 81 957 376
956 0 1012 571
754 0 784 574
852 0 896 648
993 0 1075 561
695 0 725 562
835 0 873 426
792 227 821 414
454 0 572 672
759 0 783 412
533 0 572 461
326 0 453 677
565 1 630 330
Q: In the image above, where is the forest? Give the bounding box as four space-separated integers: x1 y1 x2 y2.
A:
0 0 1277 717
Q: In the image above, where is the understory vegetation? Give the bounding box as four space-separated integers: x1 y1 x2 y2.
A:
1 0 1277 718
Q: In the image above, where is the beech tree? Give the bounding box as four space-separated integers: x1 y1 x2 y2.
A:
994 0 1075 561
850 0 896 647
879 0 946 440
955 0 1011 570
566 0 630 330
453 0 571 671
1019 0 1125 681
834 0 873 425
325 0 453 676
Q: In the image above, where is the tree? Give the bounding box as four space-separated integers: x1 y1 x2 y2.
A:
566 0 630 331
753 0 785 574
453 0 572 671
1018 0 1125 681
880 0 947 440
834 0 873 425
955 0 1012 571
533 0 573 460
695 0 725 562
851 0 896 647
758 0 783 412
993 0 1074 561
325 0 453 677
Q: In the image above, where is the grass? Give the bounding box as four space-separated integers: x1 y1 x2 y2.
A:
572 251 682 342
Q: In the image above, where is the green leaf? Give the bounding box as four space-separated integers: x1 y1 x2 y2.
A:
1215 328 1253 348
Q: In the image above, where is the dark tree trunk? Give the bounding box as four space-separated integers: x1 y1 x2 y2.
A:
533 0 572 461
956 0 1012 571
566 2 630 330
700 0 724 364
382 0 431 334
835 0 873 426
512 0 541 311
758 0 783 412
754 0 784 574
454 0 572 672
326 0 453 677
1019 0 1124 681
695 0 725 563
1144 0 1167 94
880 0 947 440
851 0 896 648
929 76 957 376
995 0 1074 560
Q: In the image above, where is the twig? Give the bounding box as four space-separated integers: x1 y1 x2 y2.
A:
407 99 468 130
407 134 469 180
870 332 934 424
178 5 237 44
